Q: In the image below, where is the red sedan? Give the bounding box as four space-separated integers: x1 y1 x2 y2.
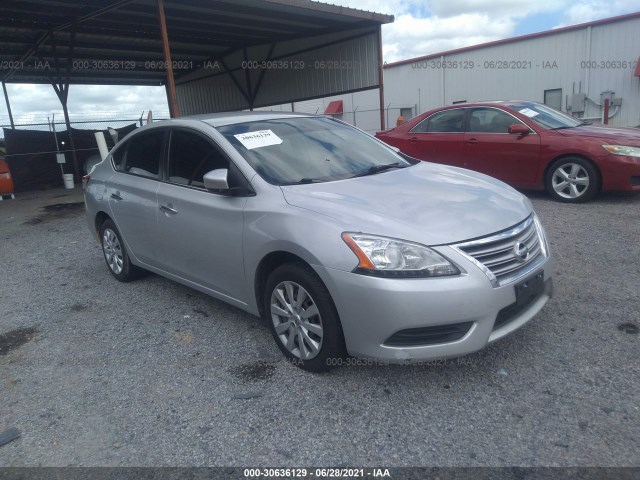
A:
376 101 640 202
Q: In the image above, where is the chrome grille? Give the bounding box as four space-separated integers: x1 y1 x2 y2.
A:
453 216 546 286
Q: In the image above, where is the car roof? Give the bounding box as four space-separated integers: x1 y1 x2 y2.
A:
154 111 316 128
111 111 326 148
440 100 537 108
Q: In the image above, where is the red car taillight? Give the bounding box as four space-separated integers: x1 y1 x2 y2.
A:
82 175 90 192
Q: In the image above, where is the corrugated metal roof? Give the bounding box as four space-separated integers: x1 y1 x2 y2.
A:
0 0 392 85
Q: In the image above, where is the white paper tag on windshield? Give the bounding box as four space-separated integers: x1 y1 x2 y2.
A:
518 108 539 118
234 130 283 150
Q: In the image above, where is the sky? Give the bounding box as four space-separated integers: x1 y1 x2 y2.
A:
1 0 638 128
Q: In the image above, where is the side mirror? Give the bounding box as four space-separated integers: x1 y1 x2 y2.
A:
508 124 530 135
203 169 229 191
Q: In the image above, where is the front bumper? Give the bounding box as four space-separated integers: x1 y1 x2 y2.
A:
314 248 554 362
600 154 640 191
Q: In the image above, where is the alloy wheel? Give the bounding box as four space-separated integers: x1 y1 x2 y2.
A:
102 229 124 275
270 281 324 360
551 163 590 199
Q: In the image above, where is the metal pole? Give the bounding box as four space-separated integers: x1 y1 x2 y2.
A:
377 26 385 130
386 102 391 130
157 0 180 118
2 82 15 129
51 115 64 177
62 97 80 181
440 55 445 106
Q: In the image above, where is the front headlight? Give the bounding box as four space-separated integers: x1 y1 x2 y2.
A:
342 233 460 278
602 145 640 158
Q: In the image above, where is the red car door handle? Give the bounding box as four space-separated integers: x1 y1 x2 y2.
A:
466 138 479 145
409 137 418 143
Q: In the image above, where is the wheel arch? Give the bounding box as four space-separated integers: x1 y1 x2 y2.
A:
254 251 314 318
544 153 602 192
94 211 112 237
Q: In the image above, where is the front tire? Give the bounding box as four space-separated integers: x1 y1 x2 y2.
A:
545 157 599 203
99 219 141 282
264 264 346 372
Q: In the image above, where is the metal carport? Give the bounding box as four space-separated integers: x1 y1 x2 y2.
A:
0 0 393 179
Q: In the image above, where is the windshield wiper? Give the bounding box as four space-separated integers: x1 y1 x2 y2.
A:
550 121 590 130
285 178 324 185
350 163 404 178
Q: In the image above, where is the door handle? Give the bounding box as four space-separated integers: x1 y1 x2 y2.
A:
110 192 123 200
409 137 418 143
465 138 479 145
160 204 178 215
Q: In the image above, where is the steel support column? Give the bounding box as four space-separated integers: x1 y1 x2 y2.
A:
377 26 385 131
2 82 15 129
50 28 81 182
157 0 180 118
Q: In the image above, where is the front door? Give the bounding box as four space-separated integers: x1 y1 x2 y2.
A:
156 128 248 302
463 107 541 185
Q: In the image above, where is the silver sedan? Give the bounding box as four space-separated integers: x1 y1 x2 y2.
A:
84 112 553 372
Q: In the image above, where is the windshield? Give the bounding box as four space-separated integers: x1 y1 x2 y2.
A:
509 102 583 130
217 117 410 185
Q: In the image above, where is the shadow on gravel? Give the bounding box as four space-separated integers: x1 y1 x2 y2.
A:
0 327 38 355
23 202 84 225
230 361 277 382
618 323 639 334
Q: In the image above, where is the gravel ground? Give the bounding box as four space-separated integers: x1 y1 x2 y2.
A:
0 186 638 467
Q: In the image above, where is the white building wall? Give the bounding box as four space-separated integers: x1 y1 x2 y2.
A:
586 19 640 126
380 15 640 127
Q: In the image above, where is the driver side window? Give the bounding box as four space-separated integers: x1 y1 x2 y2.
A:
167 129 228 188
468 108 524 133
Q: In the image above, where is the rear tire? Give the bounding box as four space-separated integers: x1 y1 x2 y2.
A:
99 219 141 282
545 157 599 203
263 263 346 372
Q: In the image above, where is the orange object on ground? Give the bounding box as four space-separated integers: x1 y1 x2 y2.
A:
396 114 405 126
0 158 15 198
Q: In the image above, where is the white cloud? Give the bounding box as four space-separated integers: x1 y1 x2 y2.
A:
557 0 639 25
426 0 562 18
382 12 515 61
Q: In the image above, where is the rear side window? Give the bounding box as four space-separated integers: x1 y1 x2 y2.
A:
411 109 465 133
167 129 228 188
123 130 164 178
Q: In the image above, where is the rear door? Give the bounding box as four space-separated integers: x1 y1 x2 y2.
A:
401 108 466 167
107 129 166 266
156 128 248 301
463 107 540 185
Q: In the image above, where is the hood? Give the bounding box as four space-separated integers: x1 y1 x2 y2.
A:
280 162 532 246
556 125 640 145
